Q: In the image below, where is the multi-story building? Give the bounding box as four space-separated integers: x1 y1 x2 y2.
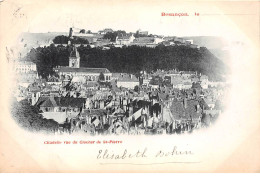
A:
115 34 135 45
14 60 37 73
112 73 139 89
54 46 112 82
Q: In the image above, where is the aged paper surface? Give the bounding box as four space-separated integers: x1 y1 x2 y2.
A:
0 0 260 173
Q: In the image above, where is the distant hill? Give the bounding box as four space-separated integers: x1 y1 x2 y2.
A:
8 32 103 59
19 32 67 46
208 48 231 65
182 36 230 64
182 36 227 49
8 32 67 59
10 32 229 79
9 33 230 63
27 44 227 81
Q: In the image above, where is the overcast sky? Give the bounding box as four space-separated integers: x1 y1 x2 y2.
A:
2 0 257 43
15 0 251 40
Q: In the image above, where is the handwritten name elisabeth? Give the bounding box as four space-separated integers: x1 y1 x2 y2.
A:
97 146 193 160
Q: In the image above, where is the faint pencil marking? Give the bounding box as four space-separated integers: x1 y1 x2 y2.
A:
201 14 256 16
100 161 201 165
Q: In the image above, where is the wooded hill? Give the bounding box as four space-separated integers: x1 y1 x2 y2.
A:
26 44 227 81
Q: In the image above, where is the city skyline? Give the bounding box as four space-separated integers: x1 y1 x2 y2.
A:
13 1 248 40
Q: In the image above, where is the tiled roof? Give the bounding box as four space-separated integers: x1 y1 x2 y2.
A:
184 82 192 85
36 97 86 108
158 93 168 101
149 90 158 97
56 67 111 73
163 37 175 41
36 97 51 107
15 61 36 65
133 37 154 44
83 81 99 87
100 28 113 33
200 75 208 80
166 70 179 74
199 99 210 110
191 77 199 82
163 108 174 123
42 97 57 107
96 38 111 42
117 36 131 40
180 71 196 75
112 73 122 77
136 100 151 108
192 82 202 89
159 41 170 46
204 97 215 105
116 74 139 82
81 109 107 117
170 99 202 121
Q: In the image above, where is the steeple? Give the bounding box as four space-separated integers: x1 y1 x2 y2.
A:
69 46 80 68
68 27 73 45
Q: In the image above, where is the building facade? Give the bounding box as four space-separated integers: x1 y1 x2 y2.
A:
54 46 112 82
115 34 135 45
14 60 37 73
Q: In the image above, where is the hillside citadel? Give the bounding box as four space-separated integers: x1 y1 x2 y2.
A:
11 27 228 135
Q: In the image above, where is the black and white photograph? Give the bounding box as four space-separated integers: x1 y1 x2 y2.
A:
0 0 259 173
8 9 230 136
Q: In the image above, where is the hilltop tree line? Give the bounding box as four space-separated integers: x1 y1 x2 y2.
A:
103 30 153 41
103 30 127 42
26 44 227 81
53 35 89 44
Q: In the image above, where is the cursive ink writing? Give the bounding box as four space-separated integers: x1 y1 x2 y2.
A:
97 146 193 160
97 148 147 159
155 146 193 157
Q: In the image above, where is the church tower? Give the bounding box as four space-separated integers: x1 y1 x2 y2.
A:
69 46 80 68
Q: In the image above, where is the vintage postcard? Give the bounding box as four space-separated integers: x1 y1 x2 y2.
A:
0 0 259 173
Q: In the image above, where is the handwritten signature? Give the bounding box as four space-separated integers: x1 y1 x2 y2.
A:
97 146 193 160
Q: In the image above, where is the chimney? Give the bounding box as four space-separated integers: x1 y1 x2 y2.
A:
69 27 73 38
183 98 187 109
196 104 200 113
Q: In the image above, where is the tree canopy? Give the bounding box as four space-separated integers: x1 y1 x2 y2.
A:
103 30 127 42
79 29 86 33
10 98 59 133
98 72 105 82
26 44 227 81
53 35 89 45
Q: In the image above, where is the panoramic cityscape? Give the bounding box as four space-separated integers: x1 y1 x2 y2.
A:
9 27 229 135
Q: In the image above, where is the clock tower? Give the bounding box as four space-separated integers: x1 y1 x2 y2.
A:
69 46 80 68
